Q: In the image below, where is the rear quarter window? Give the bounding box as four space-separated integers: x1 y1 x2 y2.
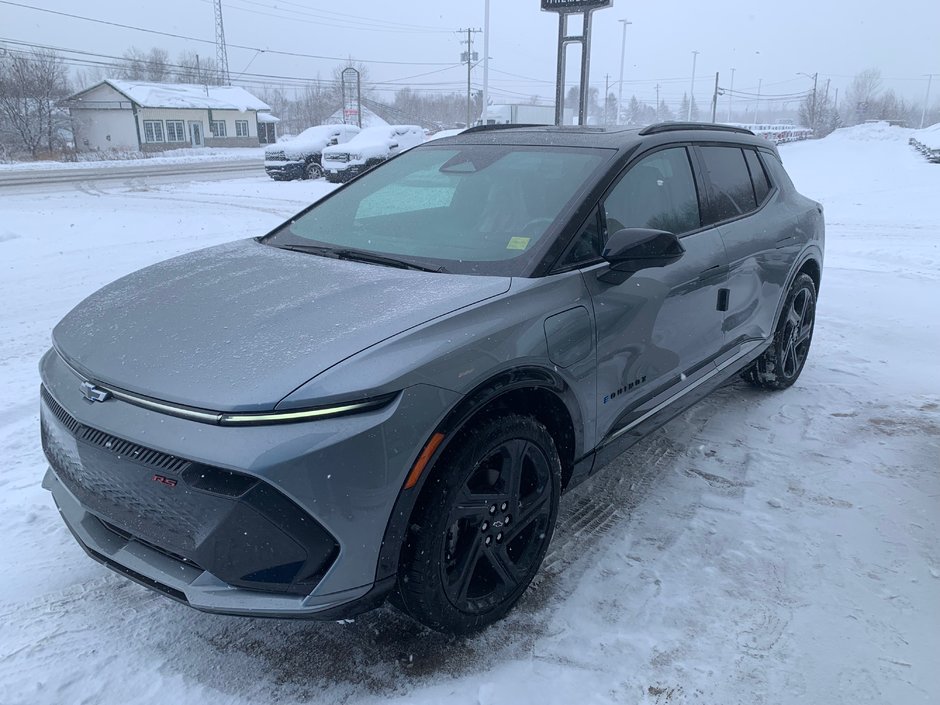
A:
743 149 772 204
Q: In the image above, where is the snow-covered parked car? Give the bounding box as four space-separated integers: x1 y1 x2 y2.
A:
322 125 424 183
264 124 360 181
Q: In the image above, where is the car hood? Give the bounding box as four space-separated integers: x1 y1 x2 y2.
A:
52 239 510 412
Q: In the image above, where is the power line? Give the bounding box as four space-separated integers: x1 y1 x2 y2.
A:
198 0 455 34
0 1 456 66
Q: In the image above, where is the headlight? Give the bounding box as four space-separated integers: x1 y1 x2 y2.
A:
218 393 397 426
349 154 362 161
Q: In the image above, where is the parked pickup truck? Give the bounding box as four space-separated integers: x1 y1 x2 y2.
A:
264 124 360 180
321 125 424 183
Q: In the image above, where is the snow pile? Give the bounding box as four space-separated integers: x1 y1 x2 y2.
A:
0 147 264 171
107 80 270 112
911 122 940 149
825 120 913 142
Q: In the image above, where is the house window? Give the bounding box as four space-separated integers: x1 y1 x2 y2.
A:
235 120 249 137
210 120 226 137
143 120 164 143
166 120 186 143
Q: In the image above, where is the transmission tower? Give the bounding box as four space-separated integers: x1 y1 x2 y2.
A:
213 0 231 85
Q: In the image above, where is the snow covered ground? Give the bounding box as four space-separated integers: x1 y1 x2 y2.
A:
0 147 265 171
0 125 937 705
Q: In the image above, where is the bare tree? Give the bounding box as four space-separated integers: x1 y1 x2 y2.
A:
0 48 71 158
843 68 882 125
176 51 221 85
115 47 172 82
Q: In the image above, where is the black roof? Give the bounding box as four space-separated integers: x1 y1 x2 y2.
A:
434 122 773 152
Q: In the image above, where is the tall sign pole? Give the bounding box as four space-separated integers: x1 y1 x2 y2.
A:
542 0 612 126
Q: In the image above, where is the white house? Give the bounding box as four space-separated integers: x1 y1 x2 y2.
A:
65 79 277 152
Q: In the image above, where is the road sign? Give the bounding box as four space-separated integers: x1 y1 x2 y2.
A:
541 0 611 11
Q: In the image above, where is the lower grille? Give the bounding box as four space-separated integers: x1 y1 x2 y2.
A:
41 385 340 596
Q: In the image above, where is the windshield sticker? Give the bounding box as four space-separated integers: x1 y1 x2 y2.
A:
506 237 530 250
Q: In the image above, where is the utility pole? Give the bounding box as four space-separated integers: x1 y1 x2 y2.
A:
213 0 230 85
604 73 610 125
458 28 481 127
755 78 763 123
617 19 632 125
921 74 937 129
655 83 660 120
688 50 699 121
482 0 490 126
711 72 719 123
727 67 735 122
810 72 818 130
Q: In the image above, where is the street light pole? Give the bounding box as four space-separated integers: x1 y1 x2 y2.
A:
482 0 490 126
727 67 735 122
617 19 632 125
688 50 699 121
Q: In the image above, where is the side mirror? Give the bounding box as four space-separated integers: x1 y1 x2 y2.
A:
599 228 684 283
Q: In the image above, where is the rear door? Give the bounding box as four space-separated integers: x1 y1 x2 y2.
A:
582 145 729 447
695 145 796 345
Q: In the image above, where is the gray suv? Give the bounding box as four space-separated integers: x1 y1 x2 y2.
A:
40 123 823 634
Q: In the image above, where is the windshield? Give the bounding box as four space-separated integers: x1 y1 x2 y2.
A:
263 144 607 275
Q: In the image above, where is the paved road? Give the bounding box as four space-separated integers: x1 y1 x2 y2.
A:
0 158 263 189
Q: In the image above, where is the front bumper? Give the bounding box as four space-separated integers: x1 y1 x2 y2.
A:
39 350 458 618
324 163 366 183
264 160 304 180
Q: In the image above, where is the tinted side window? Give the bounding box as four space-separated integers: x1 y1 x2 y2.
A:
744 149 771 204
604 147 701 237
699 146 758 223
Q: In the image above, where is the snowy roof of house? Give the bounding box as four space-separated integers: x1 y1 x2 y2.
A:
257 112 280 123
79 80 271 112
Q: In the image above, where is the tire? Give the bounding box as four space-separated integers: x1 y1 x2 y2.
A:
742 273 817 390
396 414 561 634
304 161 323 180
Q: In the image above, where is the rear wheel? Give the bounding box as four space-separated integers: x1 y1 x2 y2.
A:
396 414 560 634
742 273 817 390
304 161 323 180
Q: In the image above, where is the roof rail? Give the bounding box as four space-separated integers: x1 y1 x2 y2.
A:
638 122 754 136
461 123 550 134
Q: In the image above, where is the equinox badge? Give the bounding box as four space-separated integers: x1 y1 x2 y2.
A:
80 381 111 403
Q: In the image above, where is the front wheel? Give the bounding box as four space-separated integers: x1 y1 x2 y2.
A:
396 414 561 634
742 273 817 390
304 161 323 180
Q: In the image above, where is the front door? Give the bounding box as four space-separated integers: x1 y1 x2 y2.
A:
189 121 203 147
584 145 729 447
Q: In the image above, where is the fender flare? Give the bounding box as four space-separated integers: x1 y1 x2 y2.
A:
373 365 585 583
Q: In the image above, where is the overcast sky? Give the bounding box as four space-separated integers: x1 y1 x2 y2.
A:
3 0 938 112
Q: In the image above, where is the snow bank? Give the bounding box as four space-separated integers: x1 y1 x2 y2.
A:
911 122 940 150
0 147 264 171
825 120 913 142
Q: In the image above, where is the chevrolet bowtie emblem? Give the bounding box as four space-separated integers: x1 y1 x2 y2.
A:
80 381 111 403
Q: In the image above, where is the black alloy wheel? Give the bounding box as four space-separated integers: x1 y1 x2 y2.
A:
743 273 817 390
304 161 324 180
396 414 561 634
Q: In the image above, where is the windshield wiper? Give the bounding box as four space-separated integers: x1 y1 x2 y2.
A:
275 242 446 273
333 249 447 273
